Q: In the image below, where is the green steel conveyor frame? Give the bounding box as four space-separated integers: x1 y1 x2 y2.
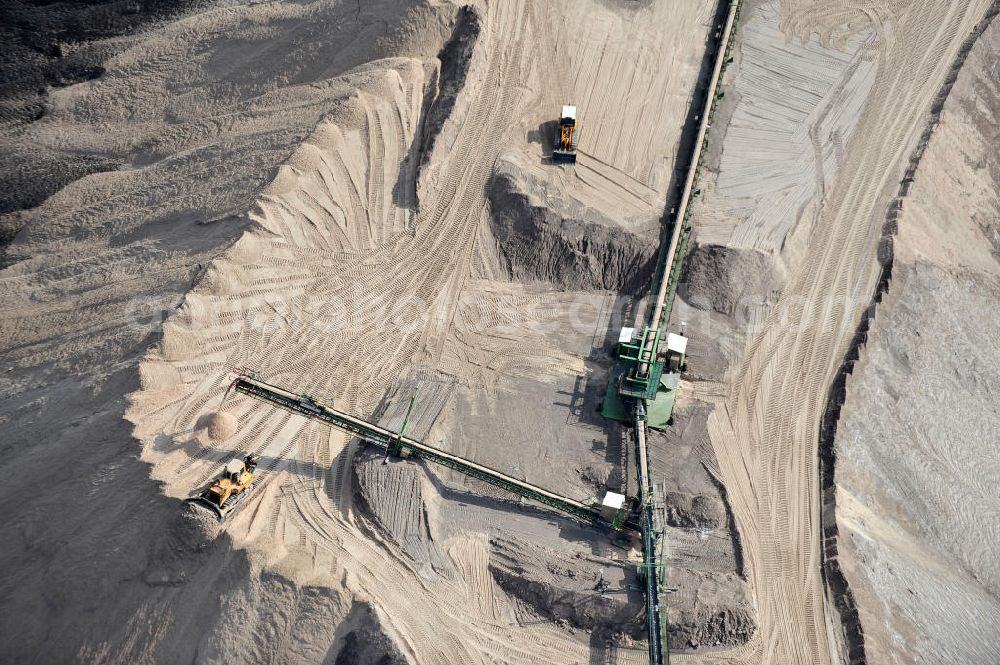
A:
232 374 637 531
628 1 747 661
618 326 667 400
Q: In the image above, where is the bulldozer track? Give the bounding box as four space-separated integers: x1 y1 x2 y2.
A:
365 99 386 245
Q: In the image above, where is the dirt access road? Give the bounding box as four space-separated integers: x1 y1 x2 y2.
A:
675 1 996 663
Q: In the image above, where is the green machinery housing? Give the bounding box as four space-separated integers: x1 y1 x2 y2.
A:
603 326 686 429
618 326 666 400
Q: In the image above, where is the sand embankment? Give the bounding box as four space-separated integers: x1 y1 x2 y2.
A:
831 11 1000 664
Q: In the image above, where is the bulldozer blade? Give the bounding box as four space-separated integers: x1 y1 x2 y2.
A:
186 483 255 521
552 150 577 164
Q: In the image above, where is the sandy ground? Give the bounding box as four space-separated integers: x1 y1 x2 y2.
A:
125 0 724 658
834 15 1000 664
0 1 461 661
0 1 208 213
671 0 996 663
0 0 735 662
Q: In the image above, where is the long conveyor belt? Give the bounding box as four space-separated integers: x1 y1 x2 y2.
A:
232 374 635 530
634 1 746 661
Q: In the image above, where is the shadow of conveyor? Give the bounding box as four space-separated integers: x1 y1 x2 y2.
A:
589 630 623 665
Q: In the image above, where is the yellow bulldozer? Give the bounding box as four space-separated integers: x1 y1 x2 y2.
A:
553 104 578 163
188 454 260 520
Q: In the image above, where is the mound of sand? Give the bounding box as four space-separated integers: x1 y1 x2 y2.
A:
203 411 237 442
486 168 658 293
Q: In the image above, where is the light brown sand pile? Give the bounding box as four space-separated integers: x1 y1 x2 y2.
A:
0 1 457 662
204 411 237 441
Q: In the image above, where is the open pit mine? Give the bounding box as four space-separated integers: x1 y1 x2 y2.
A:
1 1 998 663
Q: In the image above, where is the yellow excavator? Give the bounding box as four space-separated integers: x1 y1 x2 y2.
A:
188 454 260 520
553 104 578 163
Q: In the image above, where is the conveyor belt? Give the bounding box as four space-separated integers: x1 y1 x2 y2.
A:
232 375 635 530
635 1 746 661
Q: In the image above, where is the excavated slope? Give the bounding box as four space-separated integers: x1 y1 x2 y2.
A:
832 12 1000 665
